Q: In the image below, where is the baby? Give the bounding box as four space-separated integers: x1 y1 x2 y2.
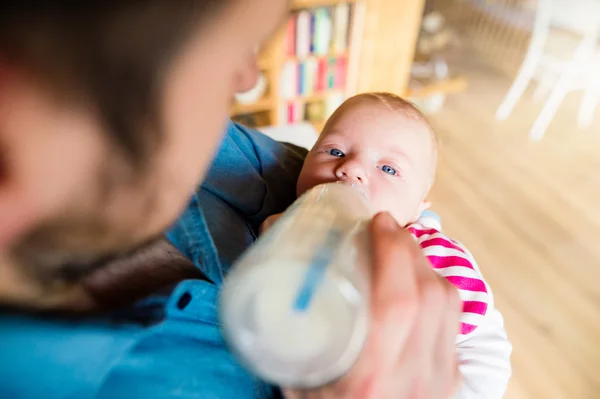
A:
264 93 512 398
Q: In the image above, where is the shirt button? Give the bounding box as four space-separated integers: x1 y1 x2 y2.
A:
177 292 192 310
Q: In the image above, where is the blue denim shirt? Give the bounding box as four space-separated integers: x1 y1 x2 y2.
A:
0 121 307 399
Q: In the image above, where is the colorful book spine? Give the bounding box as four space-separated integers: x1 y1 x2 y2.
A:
297 101 306 123
313 8 332 56
280 5 353 125
280 60 297 99
335 56 348 90
333 3 350 55
285 15 296 56
309 12 316 54
304 58 318 96
287 102 295 124
316 58 328 92
298 62 305 95
296 10 311 59
327 58 336 89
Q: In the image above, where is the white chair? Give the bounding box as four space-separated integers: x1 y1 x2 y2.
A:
496 0 600 141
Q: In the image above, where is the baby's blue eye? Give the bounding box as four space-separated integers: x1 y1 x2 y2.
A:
327 148 345 157
380 165 397 176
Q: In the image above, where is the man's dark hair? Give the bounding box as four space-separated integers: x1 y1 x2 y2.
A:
0 3 232 295
0 2 227 167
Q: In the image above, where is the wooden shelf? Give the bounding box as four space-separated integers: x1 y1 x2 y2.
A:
283 89 343 103
286 52 349 63
231 98 272 115
406 77 467 98
292 0 348 10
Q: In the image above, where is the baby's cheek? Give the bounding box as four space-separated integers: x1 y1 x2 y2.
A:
370 189 411 225
369 189 393 214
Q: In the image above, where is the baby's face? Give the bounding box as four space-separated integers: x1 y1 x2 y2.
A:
297 98 436 226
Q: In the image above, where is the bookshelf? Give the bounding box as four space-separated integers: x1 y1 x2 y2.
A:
231 0 363 132
230 0 432 132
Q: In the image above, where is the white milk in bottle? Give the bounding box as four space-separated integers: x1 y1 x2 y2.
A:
219 182 374 388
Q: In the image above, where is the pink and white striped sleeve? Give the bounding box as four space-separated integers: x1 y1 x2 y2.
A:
407 223 489 336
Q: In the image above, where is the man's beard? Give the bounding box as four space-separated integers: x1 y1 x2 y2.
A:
9 214 165 289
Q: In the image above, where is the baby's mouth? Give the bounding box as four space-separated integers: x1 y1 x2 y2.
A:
334 180 369 199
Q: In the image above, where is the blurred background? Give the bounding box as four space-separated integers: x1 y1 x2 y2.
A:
231 0 600 398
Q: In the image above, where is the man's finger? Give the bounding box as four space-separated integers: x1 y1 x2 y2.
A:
368 213 422 344
435 281 462 396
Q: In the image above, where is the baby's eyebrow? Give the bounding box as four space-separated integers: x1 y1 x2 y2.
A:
386 147 412 163
317 135 344 147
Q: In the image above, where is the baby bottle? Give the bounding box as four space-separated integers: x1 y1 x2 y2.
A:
219 182 375 388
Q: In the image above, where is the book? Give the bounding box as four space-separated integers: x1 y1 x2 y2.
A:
280 60 297 99
298 62 305 95
313 8 332 56
316 58 328 92
327 58 336 89
332 3 350 55
287 102 295 124
309 12 316 53
296 10 312 59
304 58 318 96
306 101 326 122
285 15 296 56
335 56 348 89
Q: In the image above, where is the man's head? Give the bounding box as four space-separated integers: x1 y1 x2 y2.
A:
297 93 438 226
0 1 288 306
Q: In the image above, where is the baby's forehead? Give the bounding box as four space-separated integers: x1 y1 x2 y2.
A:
328 98 436 148
323 96 438 174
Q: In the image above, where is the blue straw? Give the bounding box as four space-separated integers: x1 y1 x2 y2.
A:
293 229 341 312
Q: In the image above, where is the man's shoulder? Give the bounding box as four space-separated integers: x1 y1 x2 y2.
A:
167 121 308 279
220 121 308 169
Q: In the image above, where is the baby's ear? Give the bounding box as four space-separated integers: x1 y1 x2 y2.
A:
411 199 431 224
415 199 431 220
419 199 432 214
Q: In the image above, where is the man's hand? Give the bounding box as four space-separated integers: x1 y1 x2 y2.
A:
284 212 462 399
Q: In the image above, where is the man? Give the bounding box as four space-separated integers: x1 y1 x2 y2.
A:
0 3 461 398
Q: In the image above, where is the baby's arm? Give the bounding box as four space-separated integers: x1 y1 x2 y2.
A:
408 224 512 399
454 305 512 398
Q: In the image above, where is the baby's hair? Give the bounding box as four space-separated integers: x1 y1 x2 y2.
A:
361 91 437 149
360 92 434 132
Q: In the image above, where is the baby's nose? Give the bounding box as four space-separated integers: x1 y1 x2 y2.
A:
336 162 367 184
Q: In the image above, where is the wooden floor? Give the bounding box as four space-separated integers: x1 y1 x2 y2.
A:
426 61 600 399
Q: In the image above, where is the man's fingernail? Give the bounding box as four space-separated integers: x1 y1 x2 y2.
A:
375 212 399 231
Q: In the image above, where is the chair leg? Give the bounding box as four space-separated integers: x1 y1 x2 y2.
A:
577 75 600 128
496 52 543 120
530 36 598 140
529 75 570 141
532 75 553 103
